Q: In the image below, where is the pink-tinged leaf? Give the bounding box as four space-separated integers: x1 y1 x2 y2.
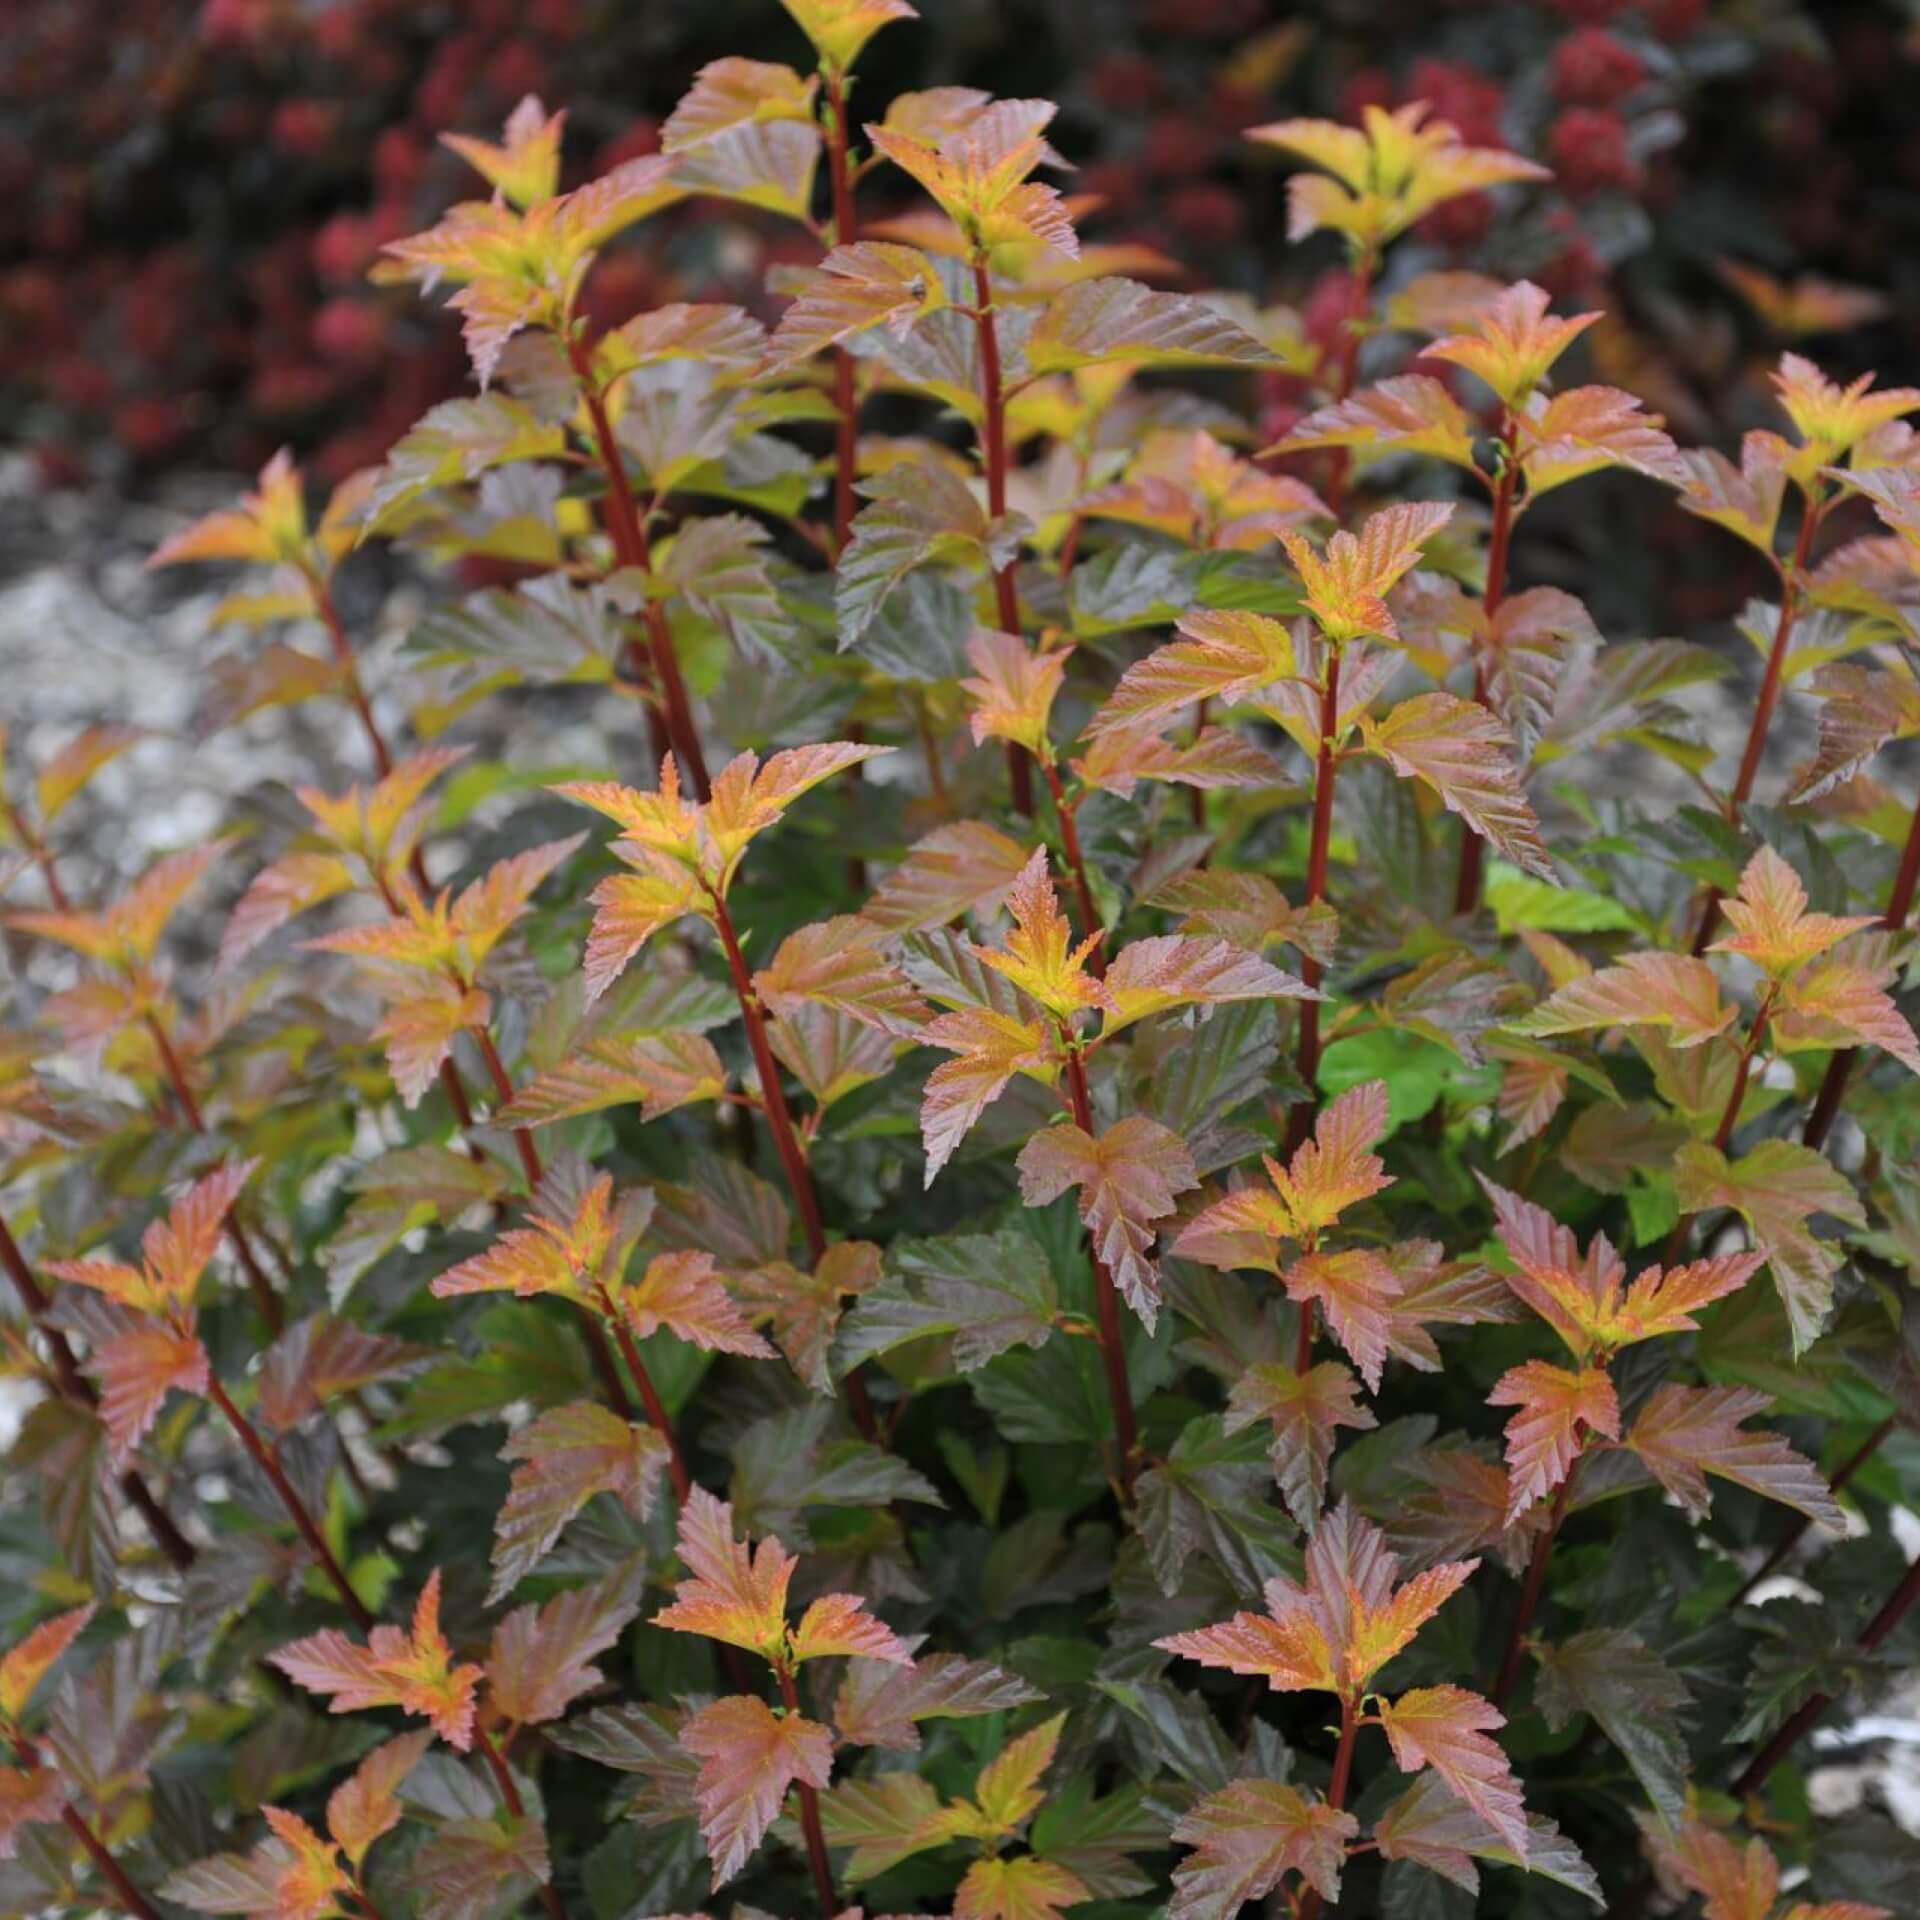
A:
620 1249 775 1357
577 866 704 1003
1275 1079 1394 1236
1283 1249 1403 1394
754 917 929 1038
1376 1772 1598 1902
220 852 357 972
789 1594 914 1667
1226 1361 1378 1530
500 1031 729 1127
1087 608 1298 737
375 979 491 1107
662 57 817 152
736 1242 882 1395
1522 384 1688 495
488 1564 645 1725
1027 276 1275 374
963 628 1067 756
1628 1383 1844 1533
270 1570 483 1749
1073 722 1286 799
1504 950 1735 1049
256 1314 429 1430
652 1485 795 1658
1169 1779 1359 1916
1487 1361 1619 1523
1377 1686 1527 1860
1101 935 1316 1034
1361 691 1554 880
1269 374 1479 471
1777 957 1920 1072
1280 501 1456 644
862 820 1031 933
765 241 943 370
918 1005 1054 1184
1145 869 1340 965
682 1694 834 1887
1016 1115 1198 1325
0 1765 66 1861
1708 844 1875 976
492 1402 671 1602
91 1323 210 1466
831 1652 1042 1754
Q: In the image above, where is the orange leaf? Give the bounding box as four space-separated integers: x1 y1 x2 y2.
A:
963 629 1068 757
1284 1248 1404 1394
1425 280 1601 407
753 917 929 1038
862 820 1031 933
0 1604 94 1724
972 849 1110 1019
1707 844 1874 977
1487 1360 1619 1522
1280 502 1455 645
652 1485 795 1659
619 1250 775 1357
271 1570 483 1749
954 1854 1090 1920
326 1730 433 1868
918 1005 1055 1184
1504 950 1735 1049
789 1593 914 1666
487 1565 645 1725
1225 1360 1378 1530
1627 1383 1843 1533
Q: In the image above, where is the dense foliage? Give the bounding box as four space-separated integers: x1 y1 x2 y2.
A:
6 3 1920 1917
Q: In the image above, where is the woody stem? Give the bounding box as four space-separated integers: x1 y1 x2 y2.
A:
1062 1043 1139 1500
1491 1454 1582 1709
475 1729 568 1920
599 1297 692 1503
1691 502 1824 955
972 252 1033 816
564 334 709 800
1321 248 1376 525
824 67 859 556
777 1663 840 1916
204 1371 374 1631
1288 645 1343 1152
1452 412 1520 917
1296 1695 1359 1920
1041 761 1104 975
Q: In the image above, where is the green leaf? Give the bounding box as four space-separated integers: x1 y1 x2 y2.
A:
834 1232 1060 1375
1533 1627 1692 1823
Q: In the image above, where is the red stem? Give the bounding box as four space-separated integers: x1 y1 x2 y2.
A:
1492 1455 1581 1709
1041 761 1104 976
602 1300 692 1503
476 1728 568 1920
205 1371 375 1632
777 1663 839 1915
1804 790 1920 1147
1062 1045 1140 1500
311 575 393 780
565 335 710 802
1296 1695 1360 1920
972 254 1033 816
1452 414 1519 917
824 69 859 557
1287 645 1343 1151
1321 251 1376 525
473 1026 543 1191
0 1212 196 1569
2 797 74 910
1691 504 1824 955
59 1804 162 1920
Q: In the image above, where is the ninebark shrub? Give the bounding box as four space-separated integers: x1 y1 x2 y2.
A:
4 6 1920 1917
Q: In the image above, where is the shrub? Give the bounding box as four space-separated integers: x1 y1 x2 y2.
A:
4 4 1920 1919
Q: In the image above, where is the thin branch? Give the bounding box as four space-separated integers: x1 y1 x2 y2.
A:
600 1297 693 1504
474 1727 568 1920
1286 643 1343 1152
777 1662 840 1916
1491 1456 1581 1709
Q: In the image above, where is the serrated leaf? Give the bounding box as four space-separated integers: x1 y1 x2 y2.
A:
1378 1686 1526 1860
1027 278 1274 373
1487 1360 1619 1522
487 1563 645 1725
834 1232 1058 1373
1534 1628 1690 1823
1627 1382 1843 1532
1225 1361 1377 1530
682 1694 833 1887
1504 951 1735 1049
863 820 1030 932
1169 1778 1358 1916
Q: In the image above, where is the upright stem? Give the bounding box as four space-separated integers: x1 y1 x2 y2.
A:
1452 414 1520 917
1062 1045 1140 1500
1734 1531 1920 1796
564 335 710 801
310 575 393 780
1691 504 1824 955
204 1371 375 1632
704 884 879 1438
1321 250 1376 525
824 68 860 557
59 1803 162 1920
2 798 74 910
1804 791 1920 1147
1287 645 1343 1151
1040 762 1104 976
143 1009 285 1333
473 1025 543 1191
0 1212 196 1568
475 1729 568 1920
1492 1455 1581 1709
972 254 1033 816
1294 1298 1317 1376
776 1664 839 1915
1296 1695 1360 1920
601 1301 692 1503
